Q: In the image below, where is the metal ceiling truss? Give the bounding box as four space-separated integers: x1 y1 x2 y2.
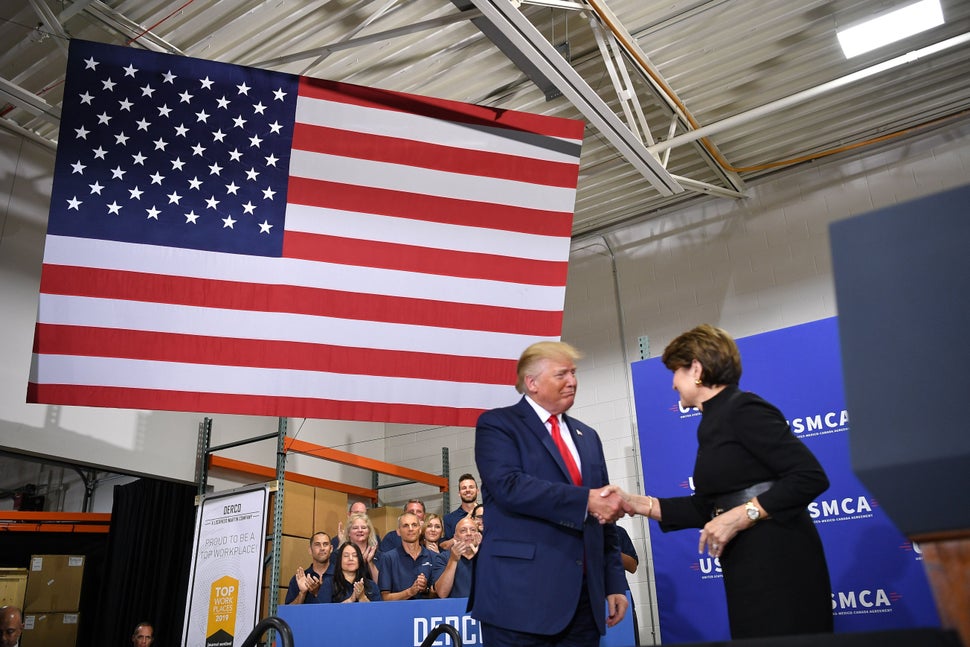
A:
468 0 683 195
76 1 184 54
467 0 744 199
11 0 961 207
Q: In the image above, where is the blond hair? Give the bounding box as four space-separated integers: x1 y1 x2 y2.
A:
515 341 582 393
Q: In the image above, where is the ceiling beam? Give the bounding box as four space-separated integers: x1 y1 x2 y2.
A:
467 0 682 196
78 1 184 54
28 0 70 56
255 9 484 68
0 76 61 123
0 118 57 151
649 32 970 155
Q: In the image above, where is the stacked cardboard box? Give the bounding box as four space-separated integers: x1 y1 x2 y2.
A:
22 613 80 646
0 567 28 608
20 555 85 647
369 505 404 539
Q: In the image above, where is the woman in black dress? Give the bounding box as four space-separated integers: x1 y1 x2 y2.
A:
621 324 833 638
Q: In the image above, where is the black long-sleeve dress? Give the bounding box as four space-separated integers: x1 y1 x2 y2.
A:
658 385 833 639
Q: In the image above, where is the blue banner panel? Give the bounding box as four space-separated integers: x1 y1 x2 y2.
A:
278 594 635 647
632 317 940 643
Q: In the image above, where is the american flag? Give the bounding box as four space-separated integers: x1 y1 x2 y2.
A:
28 39 583 427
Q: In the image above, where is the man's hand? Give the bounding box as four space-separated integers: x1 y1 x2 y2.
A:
606 592 629 627
295 567 309 593
450 538 479 560
409 573 429 597
589 485 630 523
306 574 321 595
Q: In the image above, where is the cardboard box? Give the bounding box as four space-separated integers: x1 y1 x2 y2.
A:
0 568 28 608
263 534 309 590
312 488 347 539
369 505 403 538
21 612 79 647
268 481 314 538
23 555 84 613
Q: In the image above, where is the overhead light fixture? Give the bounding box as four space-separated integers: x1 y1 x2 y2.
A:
837 0 944 58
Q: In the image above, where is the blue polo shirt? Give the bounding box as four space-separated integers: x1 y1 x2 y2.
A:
284 561 336 604
431 550 474 598
377 544 436 599
442 506 472 541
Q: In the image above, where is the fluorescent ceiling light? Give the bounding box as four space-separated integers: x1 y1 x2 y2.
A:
837 0 944 58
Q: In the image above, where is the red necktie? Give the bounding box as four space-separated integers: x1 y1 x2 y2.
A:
549 415 582 485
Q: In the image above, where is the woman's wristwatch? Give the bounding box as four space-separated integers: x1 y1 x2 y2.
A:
744 500 761 523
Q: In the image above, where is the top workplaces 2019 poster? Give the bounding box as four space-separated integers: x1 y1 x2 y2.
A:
632 317 940 643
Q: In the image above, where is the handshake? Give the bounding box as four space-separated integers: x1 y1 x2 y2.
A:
588 485 654 524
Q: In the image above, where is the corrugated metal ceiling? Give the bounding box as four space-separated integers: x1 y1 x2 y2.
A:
2 0 969 238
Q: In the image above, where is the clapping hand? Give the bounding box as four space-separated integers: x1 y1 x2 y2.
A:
306 573 321 595
295 567 310 593
410 573 428 597
451 538 478 560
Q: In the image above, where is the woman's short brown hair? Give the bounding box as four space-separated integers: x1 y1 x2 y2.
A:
661 324 742 386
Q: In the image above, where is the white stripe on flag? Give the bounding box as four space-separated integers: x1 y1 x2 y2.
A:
294 97 583 164
29 354 520 409
36 294 546 359
284 204 572 262
287 149 580 213
41 236 567 310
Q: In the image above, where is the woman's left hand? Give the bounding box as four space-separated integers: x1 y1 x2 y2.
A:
698 506 748 558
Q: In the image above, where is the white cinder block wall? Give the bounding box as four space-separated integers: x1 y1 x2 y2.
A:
381 120 970 644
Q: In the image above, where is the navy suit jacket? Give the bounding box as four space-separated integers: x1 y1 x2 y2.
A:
469 397 626 636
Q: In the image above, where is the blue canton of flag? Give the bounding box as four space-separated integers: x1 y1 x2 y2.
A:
49 39 299 257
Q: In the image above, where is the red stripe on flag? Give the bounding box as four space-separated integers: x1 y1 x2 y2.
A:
33 323 517 384
39 265 564 336
298 77 586 141
26 383 486 427
291 122 581 188
286 177 574 237
282 231 568 286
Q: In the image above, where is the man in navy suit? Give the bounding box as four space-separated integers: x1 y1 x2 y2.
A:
470 341 630 647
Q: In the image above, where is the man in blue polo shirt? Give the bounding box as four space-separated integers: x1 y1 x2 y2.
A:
441 473 479 550
378 499 426 553
378 512 436 600
284 531 335 604
433 516 480 598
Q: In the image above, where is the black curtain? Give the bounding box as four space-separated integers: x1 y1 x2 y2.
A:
94 478 197 647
